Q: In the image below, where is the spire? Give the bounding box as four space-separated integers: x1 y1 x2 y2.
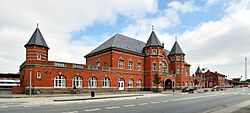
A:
25 27 49 49
145 31 162 47
195 66 202 74
169 41 184 55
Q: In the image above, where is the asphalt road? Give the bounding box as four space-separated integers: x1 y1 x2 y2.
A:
1 88 250 113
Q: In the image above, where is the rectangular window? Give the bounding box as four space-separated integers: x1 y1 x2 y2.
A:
128 61 133 70
153 63 157 71
177 67 180 74
137 63 141 71
186 70 189 76
118 60 124 69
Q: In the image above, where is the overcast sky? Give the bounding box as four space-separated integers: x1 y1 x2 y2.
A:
0 0 249 80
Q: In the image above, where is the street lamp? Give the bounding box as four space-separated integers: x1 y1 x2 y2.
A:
202 68 208 89
29 67 33 96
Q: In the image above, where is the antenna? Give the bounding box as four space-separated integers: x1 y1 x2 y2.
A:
175 36 177 42
245 57 248 80
152 25 154 31
36 23 39 28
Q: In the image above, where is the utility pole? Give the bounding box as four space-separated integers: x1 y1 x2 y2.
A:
245 57 248 80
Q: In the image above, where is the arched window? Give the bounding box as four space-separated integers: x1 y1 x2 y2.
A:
128 79 134 88
37 72 41 80
54 76 66 88
72 76 82 88
152 63 157 71
162 62 167 73
37 53 42 60
177 66 180 74
88 77 97 88
137 79 142 88
102 77 110 88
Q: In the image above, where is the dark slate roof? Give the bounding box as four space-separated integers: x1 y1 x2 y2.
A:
195 66 202 74
145 31 162 47
169 41 184 55
25 28 49 48
85 34 146 57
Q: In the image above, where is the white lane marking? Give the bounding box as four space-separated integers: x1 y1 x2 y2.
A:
247 93 250 95
161 100 169 103
123 104 135 107
138 103 148 106
233 93 238 94
0 106 8 108
84 108 101 112
240 93 245 95
106 106 120 109
151 101 160 104
61 111 78 113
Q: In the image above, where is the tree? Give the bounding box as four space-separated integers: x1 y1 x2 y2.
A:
246 79 250 83
153 73 162 92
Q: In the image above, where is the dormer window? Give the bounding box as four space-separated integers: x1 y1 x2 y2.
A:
37 53 42 60
96 61 100 67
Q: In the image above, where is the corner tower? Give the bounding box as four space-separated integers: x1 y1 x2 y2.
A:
143 31 164 90
25 26 49 64
168 40 187 88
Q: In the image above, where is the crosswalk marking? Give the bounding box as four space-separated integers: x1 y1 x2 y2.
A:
84 108 101 112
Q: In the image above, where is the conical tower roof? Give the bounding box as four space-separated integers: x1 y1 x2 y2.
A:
145 31 162 47
25 28 49 49
195 66 203 74
169 41 184 55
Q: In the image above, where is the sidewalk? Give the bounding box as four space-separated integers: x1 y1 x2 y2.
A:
0 91 169 103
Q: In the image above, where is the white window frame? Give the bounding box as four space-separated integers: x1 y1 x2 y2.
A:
153 63 157 71
37 53 42 60
88 77 97 88
72 76 82 88
137 63 141 71
54 76 66 88
162 62 167 73
186 70 189 76
128 61 133 70
137 79 142 88
177 66 180 74
37 72 41 80
102 77 110 88
96 61 100 67
128 79 133 88
118 60 124 69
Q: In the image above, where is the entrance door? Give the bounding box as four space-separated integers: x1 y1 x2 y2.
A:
165 79 172 89
118 79 124 91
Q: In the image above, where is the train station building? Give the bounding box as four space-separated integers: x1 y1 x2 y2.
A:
19 27 192 94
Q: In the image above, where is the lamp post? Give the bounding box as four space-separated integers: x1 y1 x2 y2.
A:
29 67 33 96
202 68 208 89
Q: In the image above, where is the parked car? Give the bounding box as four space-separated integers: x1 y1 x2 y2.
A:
211 86 220 91
182 87 194 92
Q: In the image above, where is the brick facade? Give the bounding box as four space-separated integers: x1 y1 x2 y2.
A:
19 28 192 94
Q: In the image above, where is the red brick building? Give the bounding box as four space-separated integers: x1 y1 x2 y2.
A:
19 27 192 94
194 67 226 88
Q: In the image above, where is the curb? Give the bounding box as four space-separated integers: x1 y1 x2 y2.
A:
54 94 144 102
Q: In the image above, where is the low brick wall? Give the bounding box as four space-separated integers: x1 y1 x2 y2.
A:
12 86 24 94
24 87 144 95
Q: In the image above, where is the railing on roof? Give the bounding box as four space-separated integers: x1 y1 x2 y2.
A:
88 65 98 70
72 64 83 69
102 67 110 72
54 62 67 67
